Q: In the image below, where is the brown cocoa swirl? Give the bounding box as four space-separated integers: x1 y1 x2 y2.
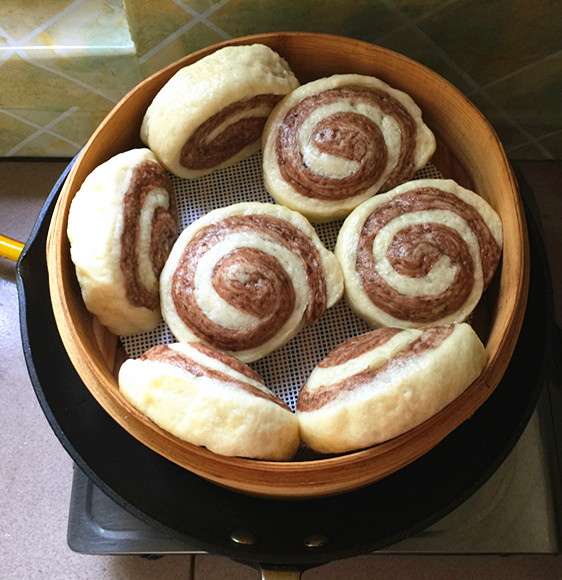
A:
120 160 177 311
212 247 296 320
297 325 454 412
171 214 327 352
181 94 282 170
274 85 417 201
141 344 290 410
356 187 501 323
188 342 263 383
318 327 402 368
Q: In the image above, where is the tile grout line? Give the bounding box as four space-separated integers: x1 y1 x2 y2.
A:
138 0 232 66
137 20 200 66
381 0 556 159
507 127 562 158
466 90 554 160
172 0 233 34
0 1 557 160
472 49 562 93
0 107 82 147
1 106 81 157
0 0 87 66
536 127 562 142
0 2 121 105
16 56 118 103
379 0 483 92
409 0 464 23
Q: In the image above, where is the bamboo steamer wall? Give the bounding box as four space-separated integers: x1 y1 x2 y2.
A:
46 33 529 498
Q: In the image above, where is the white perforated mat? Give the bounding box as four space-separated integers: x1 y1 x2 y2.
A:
120 153 444 411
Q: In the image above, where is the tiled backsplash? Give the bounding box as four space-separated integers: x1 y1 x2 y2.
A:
1 0 560 159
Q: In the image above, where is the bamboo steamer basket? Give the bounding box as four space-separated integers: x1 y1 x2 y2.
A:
46 32 529 499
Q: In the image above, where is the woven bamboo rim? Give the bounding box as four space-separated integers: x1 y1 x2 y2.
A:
46 32 529 499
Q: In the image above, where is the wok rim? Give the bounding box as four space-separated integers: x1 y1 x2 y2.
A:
16 161 553 567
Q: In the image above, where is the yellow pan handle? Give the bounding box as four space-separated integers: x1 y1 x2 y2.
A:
0 234 24 262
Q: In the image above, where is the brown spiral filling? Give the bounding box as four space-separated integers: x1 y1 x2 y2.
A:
120 160 177 311
181 94 283 170
140 344 289 410
274 85 417 201
297 325 454 412
356 187 501 323
171 214 327 352
318 327 403 368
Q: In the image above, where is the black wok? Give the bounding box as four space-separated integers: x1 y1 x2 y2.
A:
12 159 556 577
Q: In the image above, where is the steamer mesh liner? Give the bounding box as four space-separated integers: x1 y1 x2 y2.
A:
121 153 444 411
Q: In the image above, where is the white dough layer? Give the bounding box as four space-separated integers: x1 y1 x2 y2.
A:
141 43 299 179
296 323 487 454
335 178 503 328
262 74 436 222
160 202 344 362
67 148 176 335
119 342 300 460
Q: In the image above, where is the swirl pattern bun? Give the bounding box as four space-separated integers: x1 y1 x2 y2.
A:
335 178 503 328
262 74 436 222
160 202 344 362
67 148 177 335
297 323 487 454
119 342 300 460
140 44 299 179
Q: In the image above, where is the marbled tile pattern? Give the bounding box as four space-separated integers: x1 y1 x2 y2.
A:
0 0 139 157
0 0 560 159
207 0 403 42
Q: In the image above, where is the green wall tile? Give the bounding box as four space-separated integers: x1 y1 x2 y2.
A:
390 0 451 20
50 108 109 146
138 22 226 78
537 131 562 159
462 94 555 161
0 55 116 111
44 52 142 102
0 104 107 156
0 55 117 156
1 1 559 159
377 25 474 93
465 92 529 152
124 0 193 58
9 131 78 158
417 0 562 85
469 91 559 161
209 0 403 42
182 0 221 12
508 140 550 161
482 54 562 140
0 0 73 41
0 113 38 156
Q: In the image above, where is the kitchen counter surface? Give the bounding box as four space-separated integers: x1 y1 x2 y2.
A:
1 159 561 579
